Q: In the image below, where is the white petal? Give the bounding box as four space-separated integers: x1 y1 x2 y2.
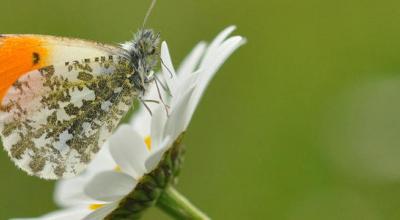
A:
145 136 171 172
201 36 246 83
161 41 177 94
177 42 207 75
109 125 149 178
83 202 119 220
54 175 95 207
130 105 152 137
150 106 168 151
188 36 246 122
54 144 116 207
86 142 117 173
172 69 200 108
166 86 196 140
11 206 91 220
199 26 237 69
196 36 246 95
84 171 136 202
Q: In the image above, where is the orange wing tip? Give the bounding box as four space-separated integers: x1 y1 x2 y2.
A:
0 36 50 101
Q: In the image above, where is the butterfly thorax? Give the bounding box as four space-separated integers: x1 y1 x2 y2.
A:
122 29 160 96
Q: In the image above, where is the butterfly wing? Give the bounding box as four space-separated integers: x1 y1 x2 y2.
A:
0 35 137 179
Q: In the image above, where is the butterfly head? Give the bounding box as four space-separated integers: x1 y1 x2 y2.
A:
122 29 160 94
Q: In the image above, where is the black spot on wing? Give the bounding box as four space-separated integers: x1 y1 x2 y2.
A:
32 52 40 65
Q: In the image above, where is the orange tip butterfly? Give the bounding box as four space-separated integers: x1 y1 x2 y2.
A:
0 0 160 179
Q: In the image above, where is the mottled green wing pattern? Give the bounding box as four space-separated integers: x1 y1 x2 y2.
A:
0 56 138 179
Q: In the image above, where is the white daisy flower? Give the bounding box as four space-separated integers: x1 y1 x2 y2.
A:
12 26 245 220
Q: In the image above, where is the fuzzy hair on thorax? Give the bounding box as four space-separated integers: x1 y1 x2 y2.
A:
121 29 161 94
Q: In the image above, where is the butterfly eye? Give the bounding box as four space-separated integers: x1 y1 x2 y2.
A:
149 47 156 55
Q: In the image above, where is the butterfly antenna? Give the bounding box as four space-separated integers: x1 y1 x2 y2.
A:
142 0 157 29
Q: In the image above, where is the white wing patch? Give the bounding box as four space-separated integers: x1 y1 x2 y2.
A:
0 56 138 179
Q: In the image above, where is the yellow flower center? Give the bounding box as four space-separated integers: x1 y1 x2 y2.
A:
88 203 105 210
145 135 152 151
114 165 121 172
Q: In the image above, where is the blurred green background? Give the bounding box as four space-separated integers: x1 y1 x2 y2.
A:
2 0 400 219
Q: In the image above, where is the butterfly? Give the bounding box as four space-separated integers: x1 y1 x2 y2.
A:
0 29 161 179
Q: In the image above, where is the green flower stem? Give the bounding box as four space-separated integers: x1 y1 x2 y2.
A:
157 186 211 220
